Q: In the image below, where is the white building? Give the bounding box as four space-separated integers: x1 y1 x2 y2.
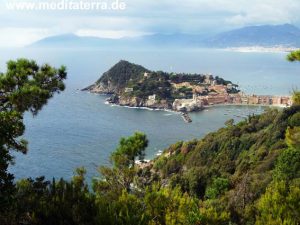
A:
148 94 156 101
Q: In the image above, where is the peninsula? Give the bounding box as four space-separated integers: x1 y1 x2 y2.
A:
83 60 292 112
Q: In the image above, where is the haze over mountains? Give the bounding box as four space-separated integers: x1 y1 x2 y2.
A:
29 24 300 49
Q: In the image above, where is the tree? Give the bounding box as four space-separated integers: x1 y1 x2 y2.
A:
287 50 300 62
95 132 148 193
0 59 66 220
288 112 300 127
287 50 300 105
256 180 300 225
285 127 300 149
205 177 229 199
273 147 300 181
111 132 148 168
292 90 300 105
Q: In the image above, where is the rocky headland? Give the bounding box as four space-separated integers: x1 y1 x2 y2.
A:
82 60 240 112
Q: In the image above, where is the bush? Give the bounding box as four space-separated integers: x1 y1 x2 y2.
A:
205 177 229 199
288 112 300 127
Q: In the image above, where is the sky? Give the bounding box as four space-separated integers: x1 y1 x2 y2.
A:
0 0 300 47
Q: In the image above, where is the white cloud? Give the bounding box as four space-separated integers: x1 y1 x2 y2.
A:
0 28 51 47
0 0 300 46
75 29 152 39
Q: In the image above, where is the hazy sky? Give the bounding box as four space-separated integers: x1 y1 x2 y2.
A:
1 0 300 47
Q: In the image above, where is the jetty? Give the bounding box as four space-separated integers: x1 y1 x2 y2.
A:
181 112 192 123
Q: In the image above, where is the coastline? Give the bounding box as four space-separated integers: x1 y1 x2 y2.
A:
106 100 179 113
105 99 288 112
223 46 298 53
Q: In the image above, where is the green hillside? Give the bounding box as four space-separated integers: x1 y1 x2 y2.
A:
148 106 300 224
96 60 150 89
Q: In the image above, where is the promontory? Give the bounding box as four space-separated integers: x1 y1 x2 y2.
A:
82 60 291 111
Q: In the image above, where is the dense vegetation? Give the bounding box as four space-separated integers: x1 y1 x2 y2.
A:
150 106 300 224
0 59 67 224
0 53 299 225
96 60 150 89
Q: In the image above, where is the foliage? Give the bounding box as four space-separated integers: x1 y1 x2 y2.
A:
287 50 300 62
256 179 300 225
97 60 149 88
0 59 66 221
288 112 300 127
273 147 300 181
285 126 300 149
292 90 300 105
205 177 229 199
150 106 300 223
95 132 148 193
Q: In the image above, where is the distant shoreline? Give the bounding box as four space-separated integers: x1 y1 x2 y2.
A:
223 46 298 53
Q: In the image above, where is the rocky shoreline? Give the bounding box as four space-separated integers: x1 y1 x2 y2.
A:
106 94 175 111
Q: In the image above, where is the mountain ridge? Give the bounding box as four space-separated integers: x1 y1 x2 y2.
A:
29 24 300 49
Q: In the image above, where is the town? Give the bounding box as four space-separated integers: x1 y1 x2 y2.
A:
172 75 292 112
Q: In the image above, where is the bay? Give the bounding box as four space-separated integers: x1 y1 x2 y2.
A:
1 48 298 181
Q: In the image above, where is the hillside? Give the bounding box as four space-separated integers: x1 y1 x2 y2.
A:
139 105 300 224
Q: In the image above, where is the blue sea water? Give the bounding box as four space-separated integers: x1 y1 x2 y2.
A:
0 48 299 181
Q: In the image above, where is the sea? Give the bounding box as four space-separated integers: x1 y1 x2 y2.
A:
0 48 299 181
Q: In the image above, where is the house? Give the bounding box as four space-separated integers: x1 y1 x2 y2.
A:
148 94 156 101
204 74 213 85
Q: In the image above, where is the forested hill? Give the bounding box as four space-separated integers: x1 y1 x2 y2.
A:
140 105 300 224
83 60 235 97
96 60 150 89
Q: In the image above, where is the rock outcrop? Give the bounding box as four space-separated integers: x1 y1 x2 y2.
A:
107 95 172 110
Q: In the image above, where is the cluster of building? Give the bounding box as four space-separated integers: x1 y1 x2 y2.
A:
201 93 291 106
124 72 293 112
173 92 292 112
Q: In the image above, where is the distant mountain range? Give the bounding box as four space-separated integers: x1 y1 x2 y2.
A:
29 24 300 49
204 24 300 48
